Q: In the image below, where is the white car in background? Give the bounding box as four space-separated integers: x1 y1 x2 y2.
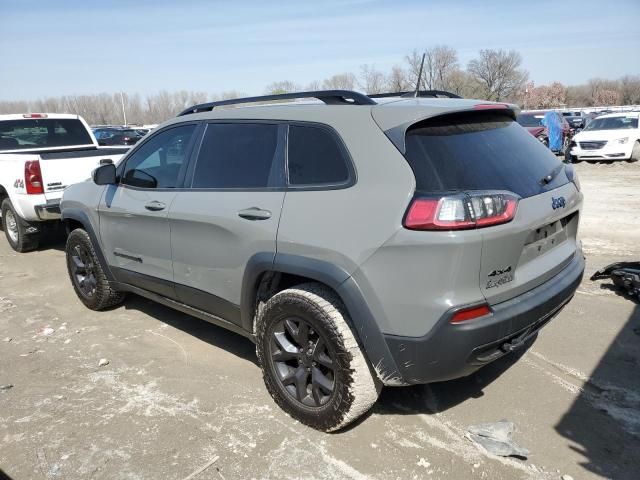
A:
570 112 640 162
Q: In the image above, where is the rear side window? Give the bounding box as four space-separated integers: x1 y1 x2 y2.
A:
192 123 282 189
0 119 93 151
404 112 569 198
287 125 350 186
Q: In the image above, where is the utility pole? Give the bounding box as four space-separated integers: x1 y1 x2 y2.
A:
120 91 127 126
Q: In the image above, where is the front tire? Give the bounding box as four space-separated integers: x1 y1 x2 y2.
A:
1 199 39 252
256 283 380 432
65 228 125 310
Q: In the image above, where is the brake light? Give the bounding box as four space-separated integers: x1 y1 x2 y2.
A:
22 113 48 118
473 103 509 110
24 160 44 194
404 192 518 231
451 304 492 323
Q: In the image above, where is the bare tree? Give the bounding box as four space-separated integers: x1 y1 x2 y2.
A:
620 75 640 105
386 65 410 92
405 46 459 91
322 73 356 90
264 80 300 95
467 49 528 101
358 64 386 94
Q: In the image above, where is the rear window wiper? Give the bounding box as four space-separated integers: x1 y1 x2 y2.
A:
540 164 565 185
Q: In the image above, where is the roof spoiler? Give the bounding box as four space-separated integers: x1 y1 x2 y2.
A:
382 104 518 154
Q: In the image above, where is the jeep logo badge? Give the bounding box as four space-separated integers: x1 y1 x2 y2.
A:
551 196 566 210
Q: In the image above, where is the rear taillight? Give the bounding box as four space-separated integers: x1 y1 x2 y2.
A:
404 191 518 231
22 113 48 118
24 160 44 194
451 304 492 323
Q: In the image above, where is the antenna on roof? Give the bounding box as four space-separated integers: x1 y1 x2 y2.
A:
414 53 426 98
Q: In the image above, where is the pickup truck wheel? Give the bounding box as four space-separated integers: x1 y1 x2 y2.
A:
65 228 125 310
256 283 380 432
1 199 38 253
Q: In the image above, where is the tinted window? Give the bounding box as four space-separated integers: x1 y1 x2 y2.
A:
287 125 350 186
404 112 569 198
516 114 543 127
192 123 281 189
121 124 195 189
0 119 93 151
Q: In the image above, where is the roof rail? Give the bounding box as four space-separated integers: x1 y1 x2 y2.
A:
178 90 376 116
368 90 462 99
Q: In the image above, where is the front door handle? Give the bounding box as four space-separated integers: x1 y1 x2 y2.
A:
238 207 272 221
144 201 166 212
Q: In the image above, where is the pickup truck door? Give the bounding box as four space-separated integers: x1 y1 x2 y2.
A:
98 124 199 298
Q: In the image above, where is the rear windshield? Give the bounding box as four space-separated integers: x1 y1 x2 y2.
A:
404 112 569 198
0 118 93 151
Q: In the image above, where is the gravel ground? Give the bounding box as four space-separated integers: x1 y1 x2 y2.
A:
0 161 639 480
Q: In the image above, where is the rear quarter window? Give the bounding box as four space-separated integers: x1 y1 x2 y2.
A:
404 111 569 198
287 124 352 187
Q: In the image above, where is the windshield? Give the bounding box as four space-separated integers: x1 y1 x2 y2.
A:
404 111 568 198
516 114 544 127
0 118 93 151
583 116 638 131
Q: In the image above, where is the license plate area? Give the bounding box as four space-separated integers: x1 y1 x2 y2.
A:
522 216 570 260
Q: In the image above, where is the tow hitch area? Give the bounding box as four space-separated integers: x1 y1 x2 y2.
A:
591 261 640 299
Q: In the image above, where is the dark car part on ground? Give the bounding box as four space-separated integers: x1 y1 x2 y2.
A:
591 262 640 298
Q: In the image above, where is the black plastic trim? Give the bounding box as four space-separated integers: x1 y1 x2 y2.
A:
111 267 177 300
60 208 115 282
174 283 242 326
112 281 254 341
384 253 585 384
240 252 404 385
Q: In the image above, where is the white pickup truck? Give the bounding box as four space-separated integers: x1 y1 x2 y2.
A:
0 113 127 252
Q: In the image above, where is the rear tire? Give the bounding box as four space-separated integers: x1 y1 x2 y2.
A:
65 228 125 310
1 198 39 253
256 283 380 432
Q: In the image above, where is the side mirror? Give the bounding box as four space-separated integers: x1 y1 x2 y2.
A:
93 163 117 185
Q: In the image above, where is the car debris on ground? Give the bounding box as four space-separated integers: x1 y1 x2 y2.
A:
591 261 640 299
466 420 530 458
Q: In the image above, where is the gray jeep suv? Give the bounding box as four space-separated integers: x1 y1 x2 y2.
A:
61 90 584 431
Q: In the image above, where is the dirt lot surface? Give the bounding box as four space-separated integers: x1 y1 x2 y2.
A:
1 162 639 480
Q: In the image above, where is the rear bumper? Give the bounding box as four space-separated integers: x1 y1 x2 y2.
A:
34 201 61 220
383 253 585 384
571 144 632 161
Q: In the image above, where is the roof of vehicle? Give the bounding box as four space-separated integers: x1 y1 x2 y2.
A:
162 92 518 139
0 113 82 121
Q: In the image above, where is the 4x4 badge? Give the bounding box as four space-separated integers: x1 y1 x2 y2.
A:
552 196 566 210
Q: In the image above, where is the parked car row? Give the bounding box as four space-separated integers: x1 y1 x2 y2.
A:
92 126 150 146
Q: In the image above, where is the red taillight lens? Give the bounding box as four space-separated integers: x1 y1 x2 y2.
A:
451 304 492 323
404 192 518 231
24 160 44 194
473 103 509 110
22 113 48 118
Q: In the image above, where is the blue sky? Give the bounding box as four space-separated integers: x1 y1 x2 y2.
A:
1 0 639 100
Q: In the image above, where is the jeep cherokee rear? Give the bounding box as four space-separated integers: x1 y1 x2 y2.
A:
61 90 584 432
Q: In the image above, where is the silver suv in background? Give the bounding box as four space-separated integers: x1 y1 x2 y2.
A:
61 90 584 431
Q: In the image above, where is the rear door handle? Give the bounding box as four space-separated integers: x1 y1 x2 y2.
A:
144 201 166 211
238 207 272 221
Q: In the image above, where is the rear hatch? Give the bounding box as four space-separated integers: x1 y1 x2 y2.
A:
398 109 581 306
